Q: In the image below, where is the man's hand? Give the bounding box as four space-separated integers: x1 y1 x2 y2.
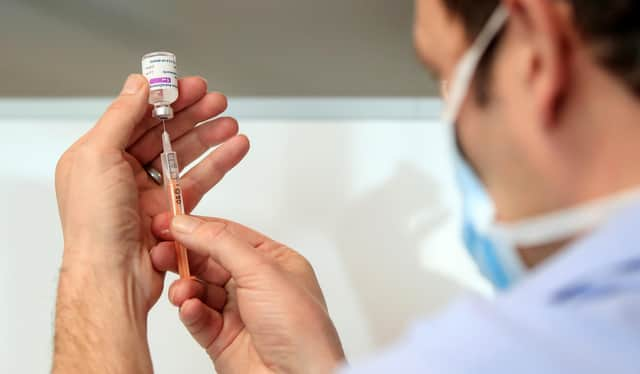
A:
53 74 250 373
150 213 346 374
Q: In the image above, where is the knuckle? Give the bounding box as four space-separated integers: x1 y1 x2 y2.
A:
55 151 71 177
208 157 226 179
290 252 315 276
195 126 210 150
297 255 314 272
107 98 129 113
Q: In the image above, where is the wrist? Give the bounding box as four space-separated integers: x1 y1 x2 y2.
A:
58 250 148 323
62 235 136 269
53 260 152 373
303 352 344 374
298 309 346 374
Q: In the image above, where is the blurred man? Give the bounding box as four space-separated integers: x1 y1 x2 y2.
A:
53 0 639 373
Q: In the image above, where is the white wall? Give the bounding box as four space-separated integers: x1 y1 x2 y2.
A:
0 99 489 373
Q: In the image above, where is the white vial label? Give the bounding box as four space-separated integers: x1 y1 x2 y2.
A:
141 52 178 93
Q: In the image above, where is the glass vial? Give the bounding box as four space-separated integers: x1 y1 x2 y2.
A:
141 51 179 120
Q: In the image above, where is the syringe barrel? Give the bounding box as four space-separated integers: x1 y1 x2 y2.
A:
161 151 185 214
161 151 180 180
161 151 190 278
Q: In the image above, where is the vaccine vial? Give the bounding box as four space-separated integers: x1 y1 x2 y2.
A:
141 51 179 120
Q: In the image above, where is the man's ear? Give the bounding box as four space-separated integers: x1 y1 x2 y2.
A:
503 0 572 127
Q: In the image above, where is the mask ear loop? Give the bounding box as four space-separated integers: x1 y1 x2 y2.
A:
490 188 640 247
442 5 509 125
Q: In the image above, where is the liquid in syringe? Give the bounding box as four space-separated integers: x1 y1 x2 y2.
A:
160 122 191 279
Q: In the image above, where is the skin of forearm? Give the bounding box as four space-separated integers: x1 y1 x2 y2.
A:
52 261 153 374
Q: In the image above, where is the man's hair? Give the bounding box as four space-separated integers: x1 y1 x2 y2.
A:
442 0 640 99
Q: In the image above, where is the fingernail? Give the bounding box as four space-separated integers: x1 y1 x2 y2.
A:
172 215 202 235
121 74 144 95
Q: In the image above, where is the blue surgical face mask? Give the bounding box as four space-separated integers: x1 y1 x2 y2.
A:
441 5 523 290
442 5 640 290
454 151 526 289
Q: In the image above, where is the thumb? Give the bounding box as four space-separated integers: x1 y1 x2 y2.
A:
171 215 266 277
89 74 149 149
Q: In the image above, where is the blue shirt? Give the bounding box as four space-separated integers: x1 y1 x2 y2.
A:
342 204 640 374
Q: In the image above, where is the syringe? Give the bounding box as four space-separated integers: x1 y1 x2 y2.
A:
160 121 191 279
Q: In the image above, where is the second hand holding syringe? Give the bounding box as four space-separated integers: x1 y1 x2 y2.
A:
161 122 191 279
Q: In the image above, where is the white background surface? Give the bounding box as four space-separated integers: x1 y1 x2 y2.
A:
0 98 489 373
